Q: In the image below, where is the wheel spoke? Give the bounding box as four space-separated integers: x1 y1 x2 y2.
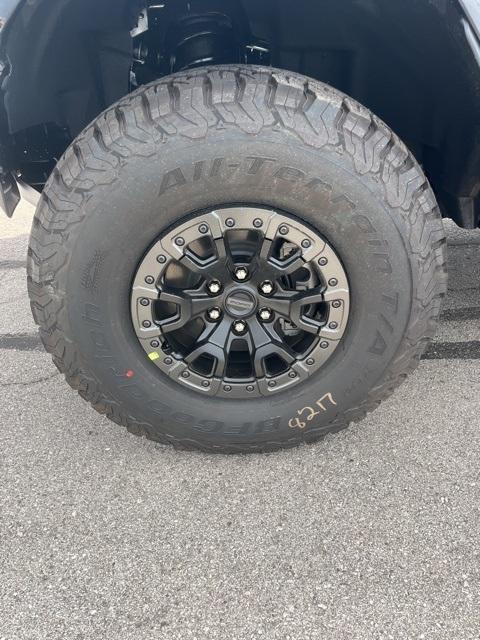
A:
158 311 186 334
184 318 232 377
262 288 297 318
180 236 235 281
292 314 324 335
246 317 297 377
251 235 304 281
289 286 326 334
265 286 325 328
269 251 304 277
214 235 235 269
180 250 218 276
258 234 271 260
158 287 221 334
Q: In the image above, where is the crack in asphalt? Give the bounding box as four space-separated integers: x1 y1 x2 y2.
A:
0 259 26 269
1 330 479 360
0 297 25 306
0 371 60 387
0 333 44 351
440 306 480 321
423 341 480 360
447 240 480 247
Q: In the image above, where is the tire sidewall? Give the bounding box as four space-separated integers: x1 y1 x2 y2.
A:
64 129 412 447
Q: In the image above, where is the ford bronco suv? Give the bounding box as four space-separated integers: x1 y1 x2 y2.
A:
1 0 478 452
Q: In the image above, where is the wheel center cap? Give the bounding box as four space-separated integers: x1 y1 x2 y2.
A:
225 289 257 318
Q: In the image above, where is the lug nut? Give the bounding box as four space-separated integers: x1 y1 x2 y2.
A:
259 308 273 322
259 281 274 295
232 320 247 335
207 280 222 295
207 307 222 321
234 266 249 281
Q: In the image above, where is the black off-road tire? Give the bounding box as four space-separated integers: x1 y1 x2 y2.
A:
27 66 447 453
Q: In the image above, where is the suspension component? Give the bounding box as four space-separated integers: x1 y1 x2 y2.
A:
131 0 270 87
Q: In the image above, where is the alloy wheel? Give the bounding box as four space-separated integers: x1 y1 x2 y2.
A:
131 207 350 397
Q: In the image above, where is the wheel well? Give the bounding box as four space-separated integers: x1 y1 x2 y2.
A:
2 0 480 227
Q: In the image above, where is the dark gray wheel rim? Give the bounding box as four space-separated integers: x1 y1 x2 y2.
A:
131 207 350 398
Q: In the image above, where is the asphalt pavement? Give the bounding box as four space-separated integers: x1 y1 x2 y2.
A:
1 203 479 639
